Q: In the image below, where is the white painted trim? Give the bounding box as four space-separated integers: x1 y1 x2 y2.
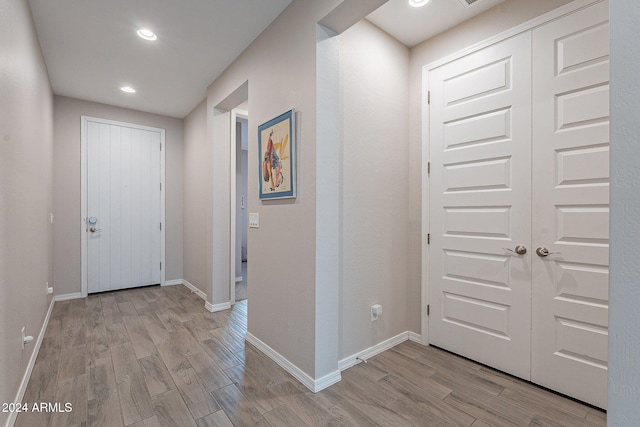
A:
338 331 410 372
182 280 207 301
235 109 249 119
419 0 603 346
314 370 342 393
408 331 423 344
54 292 83 302
163 279 183 286
235 276 243 283
229 108 237 306
205 301 232 313
246 332 341 393
7 297 55 427
80 116 166 296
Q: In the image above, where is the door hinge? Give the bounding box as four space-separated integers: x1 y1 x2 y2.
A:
427 304 430 316
427 91 431 105
160 262 162 270
427 233 431 245
427 162 430 175
160 182 162 191
160 143 162 151
160 222 162 231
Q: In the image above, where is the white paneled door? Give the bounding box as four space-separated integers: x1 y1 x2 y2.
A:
428 32 533 380
531 1 610 409
86 118 163 293
428 1 609 409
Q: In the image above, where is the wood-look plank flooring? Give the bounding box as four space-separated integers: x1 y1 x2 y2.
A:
16 285 606 426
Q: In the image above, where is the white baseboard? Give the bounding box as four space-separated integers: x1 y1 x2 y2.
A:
246 332 341 393
7 297 55 427
182 280 207 301
408 331 423 344
54 292 83 302
235 276 243 283
338 331 414 371
205 301 231 313
163 279 183 286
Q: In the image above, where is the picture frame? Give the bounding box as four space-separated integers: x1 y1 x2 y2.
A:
258 109 296 200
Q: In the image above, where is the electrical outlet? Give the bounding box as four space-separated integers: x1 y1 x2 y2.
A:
371 304 382 321
21 327 34 350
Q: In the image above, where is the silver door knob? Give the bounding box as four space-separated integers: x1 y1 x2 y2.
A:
503 245 527 255
536 247 560 257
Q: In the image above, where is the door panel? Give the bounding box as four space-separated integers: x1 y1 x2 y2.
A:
429 32 533 379
531 1 609 409
87 120 162 293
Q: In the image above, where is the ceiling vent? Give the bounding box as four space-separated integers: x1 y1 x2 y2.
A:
458 0 480 6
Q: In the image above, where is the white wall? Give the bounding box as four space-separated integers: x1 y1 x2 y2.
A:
53 96 184 296
189 0 386 382
609 0 640 424
202 0 332 377
0 0 53 424
183 99 210 296
407 0 573 333
339 20 410 359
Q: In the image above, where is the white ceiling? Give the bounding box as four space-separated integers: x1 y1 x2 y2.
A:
28 0 292 118
367 0 506 47
28 0 504 119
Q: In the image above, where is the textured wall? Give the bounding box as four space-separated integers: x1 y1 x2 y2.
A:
339 19 411 359
609 0 640 424
0 0 53 424
183 99 209 296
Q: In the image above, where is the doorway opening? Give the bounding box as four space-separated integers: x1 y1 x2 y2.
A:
233 106 249 302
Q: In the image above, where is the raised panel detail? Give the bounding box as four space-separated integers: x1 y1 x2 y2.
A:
555 317 608 369
556 205 609 244
443 250 510 289
442 292 510 338
557 144 609 186
555 261 609 306
444 157 511 192
444 207 510 239
444 59 510 106
444 108 511 150
556 84 609 130
557 23 609 75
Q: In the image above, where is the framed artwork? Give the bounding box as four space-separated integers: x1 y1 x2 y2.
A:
258 109 296 200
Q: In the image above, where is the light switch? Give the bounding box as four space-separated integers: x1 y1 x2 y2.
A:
249 213 260 228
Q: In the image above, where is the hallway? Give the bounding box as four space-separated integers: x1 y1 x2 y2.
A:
16 285 605 426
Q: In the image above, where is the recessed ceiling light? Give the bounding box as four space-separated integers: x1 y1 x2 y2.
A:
120 86 136 93
136 28 157 41
409 0 430 7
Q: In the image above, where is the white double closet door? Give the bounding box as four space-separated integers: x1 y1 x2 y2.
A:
428 2 609 409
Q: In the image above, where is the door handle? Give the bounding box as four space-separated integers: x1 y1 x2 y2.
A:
89 227 102 233
536 247 560 257
503 245 527 255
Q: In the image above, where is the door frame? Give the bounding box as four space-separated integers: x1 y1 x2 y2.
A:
420 0 603 344
80 115 166 297
229 108 249 305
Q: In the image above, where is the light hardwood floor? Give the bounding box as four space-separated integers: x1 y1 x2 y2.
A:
16 285 606 426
